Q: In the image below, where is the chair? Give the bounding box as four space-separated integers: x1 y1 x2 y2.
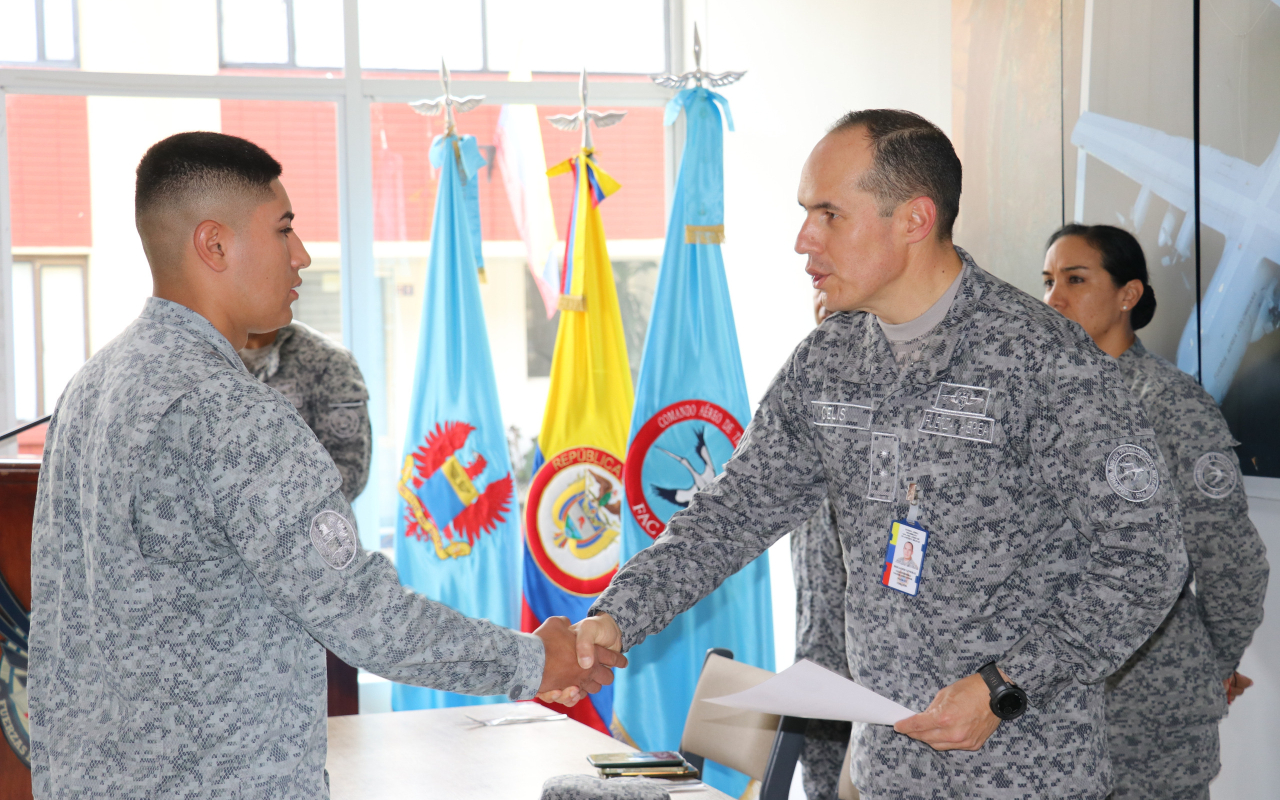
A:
837 739 858 800
678 649 809 800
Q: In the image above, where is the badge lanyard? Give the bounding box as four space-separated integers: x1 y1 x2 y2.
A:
881 481 929 596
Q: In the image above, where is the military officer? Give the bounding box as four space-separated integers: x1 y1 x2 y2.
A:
27 131 623 799
1043 223 1269 800
552 110 1188 799
241 321 371 502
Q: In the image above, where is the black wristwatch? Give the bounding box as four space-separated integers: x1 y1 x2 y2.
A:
978 661 1028 720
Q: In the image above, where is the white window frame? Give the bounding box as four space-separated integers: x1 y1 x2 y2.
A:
0 0 685 528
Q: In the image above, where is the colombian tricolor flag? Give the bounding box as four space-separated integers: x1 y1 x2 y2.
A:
521 147 634 734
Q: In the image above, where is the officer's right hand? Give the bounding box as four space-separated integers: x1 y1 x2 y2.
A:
533 616 627 705
537 614 624 707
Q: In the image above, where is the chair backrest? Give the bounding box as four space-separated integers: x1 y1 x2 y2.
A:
679 653 780 781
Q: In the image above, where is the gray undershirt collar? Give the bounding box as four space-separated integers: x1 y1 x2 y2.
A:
876 265 966 365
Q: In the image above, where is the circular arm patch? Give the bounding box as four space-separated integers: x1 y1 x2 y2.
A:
1105 444 1160 503
1193 452 1238 499
310 510 358 569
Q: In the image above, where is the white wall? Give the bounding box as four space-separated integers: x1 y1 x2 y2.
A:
683 0 952 669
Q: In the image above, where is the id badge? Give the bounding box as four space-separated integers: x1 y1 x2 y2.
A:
881 519 929 596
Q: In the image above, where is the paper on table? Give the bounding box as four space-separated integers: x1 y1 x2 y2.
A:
704 659 918 725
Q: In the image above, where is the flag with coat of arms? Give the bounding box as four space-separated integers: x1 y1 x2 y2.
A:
521 137 634 735
614 86 773 797
392 128 521 711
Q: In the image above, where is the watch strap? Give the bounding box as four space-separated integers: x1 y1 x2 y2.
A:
978 661 1006 694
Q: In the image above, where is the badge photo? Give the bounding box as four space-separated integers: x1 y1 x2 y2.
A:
881 520 929 597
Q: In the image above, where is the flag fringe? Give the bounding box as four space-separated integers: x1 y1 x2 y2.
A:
557 294 586 312
685 224 725 245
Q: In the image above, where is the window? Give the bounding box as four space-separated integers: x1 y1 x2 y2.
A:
217 0 666 74
10 257 88 420
0 0 78 66
218 0 345 69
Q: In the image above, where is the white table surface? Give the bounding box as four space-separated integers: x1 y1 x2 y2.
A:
326 702 733 800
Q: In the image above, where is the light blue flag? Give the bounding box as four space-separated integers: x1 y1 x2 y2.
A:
616 87 773 797
392 133 521 711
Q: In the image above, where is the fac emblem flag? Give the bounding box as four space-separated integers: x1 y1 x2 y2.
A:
522 140 634 735
392 129 522 711
612 85 772 797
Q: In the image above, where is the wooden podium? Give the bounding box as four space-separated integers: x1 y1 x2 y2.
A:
0 457 359 798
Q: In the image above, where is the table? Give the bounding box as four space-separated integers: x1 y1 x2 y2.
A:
326 703 733 799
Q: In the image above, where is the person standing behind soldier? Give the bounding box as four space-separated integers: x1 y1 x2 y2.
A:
241 322 371 502
1043 224 1269 800
792 288 854 800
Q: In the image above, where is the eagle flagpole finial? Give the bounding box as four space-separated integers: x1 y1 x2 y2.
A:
545 68 628 151
650 23 745 90
408 59 486 138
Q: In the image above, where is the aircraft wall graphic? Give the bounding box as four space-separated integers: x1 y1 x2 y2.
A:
1071 110 1280 402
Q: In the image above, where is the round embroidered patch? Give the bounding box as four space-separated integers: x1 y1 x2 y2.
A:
309 510 358 569
1193 452 1237 499
1106 444 1160 503
327 408 361 439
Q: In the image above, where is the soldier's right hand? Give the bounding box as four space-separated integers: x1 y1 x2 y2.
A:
533 615 627 706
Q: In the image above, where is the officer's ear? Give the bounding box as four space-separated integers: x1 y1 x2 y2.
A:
193 219 231 274
900 196 938 245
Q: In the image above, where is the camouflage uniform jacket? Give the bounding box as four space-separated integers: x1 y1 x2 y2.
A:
593 251 1188 799
1105 339 1269 726
29 298 544 800
239 321 372 502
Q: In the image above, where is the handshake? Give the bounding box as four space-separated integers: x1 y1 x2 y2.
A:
530 614 625 707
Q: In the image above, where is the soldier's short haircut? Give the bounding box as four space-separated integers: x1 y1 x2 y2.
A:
135 131 282 224
829 109 962 241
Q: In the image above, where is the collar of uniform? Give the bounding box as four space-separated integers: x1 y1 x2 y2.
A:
1120 336 1148 363
140 297 248 373
245 323 297 380
838 246 987 385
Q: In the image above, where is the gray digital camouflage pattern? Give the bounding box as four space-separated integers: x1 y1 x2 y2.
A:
594 250 1188 799
791 498 853 800
541 774 670 800
1103 339 1269 797
239 321 372 502
1107 721 1216 800
28 298 544 799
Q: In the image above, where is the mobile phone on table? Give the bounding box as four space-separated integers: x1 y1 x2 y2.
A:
587 751 686 768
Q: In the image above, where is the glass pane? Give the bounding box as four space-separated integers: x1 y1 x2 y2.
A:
358 0 483 71
80 3 220 74
219 0 290 65
294 0 345 68
0 0 38 63
486 0 665 73
39 264 87 411
42 0 76 61
11 262 38 421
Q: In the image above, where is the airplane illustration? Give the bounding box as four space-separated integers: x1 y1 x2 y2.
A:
1071 110 1280 402
652 427 717 509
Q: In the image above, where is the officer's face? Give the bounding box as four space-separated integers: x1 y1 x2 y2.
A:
228 179 312 335
795 128 906 314
1042 236 1141 346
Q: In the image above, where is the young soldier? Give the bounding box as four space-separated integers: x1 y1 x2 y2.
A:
555 110 1189 799
27 132 623 799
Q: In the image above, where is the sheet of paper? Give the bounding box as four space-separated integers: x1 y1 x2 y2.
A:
704 659 918 725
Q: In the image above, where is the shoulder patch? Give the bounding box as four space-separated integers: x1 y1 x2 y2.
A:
1106 443 1160 503
1193 452 1238 499
309 510 358 569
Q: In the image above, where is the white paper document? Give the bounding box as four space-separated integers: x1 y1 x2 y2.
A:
704 659 919 725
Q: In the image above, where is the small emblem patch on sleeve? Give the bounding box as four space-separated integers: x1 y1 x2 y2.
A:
1105 443 1160 503
309 510 358 569
1193 452 1238 499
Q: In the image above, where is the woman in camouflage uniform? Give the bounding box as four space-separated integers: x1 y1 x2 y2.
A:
1042 224 1269 800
